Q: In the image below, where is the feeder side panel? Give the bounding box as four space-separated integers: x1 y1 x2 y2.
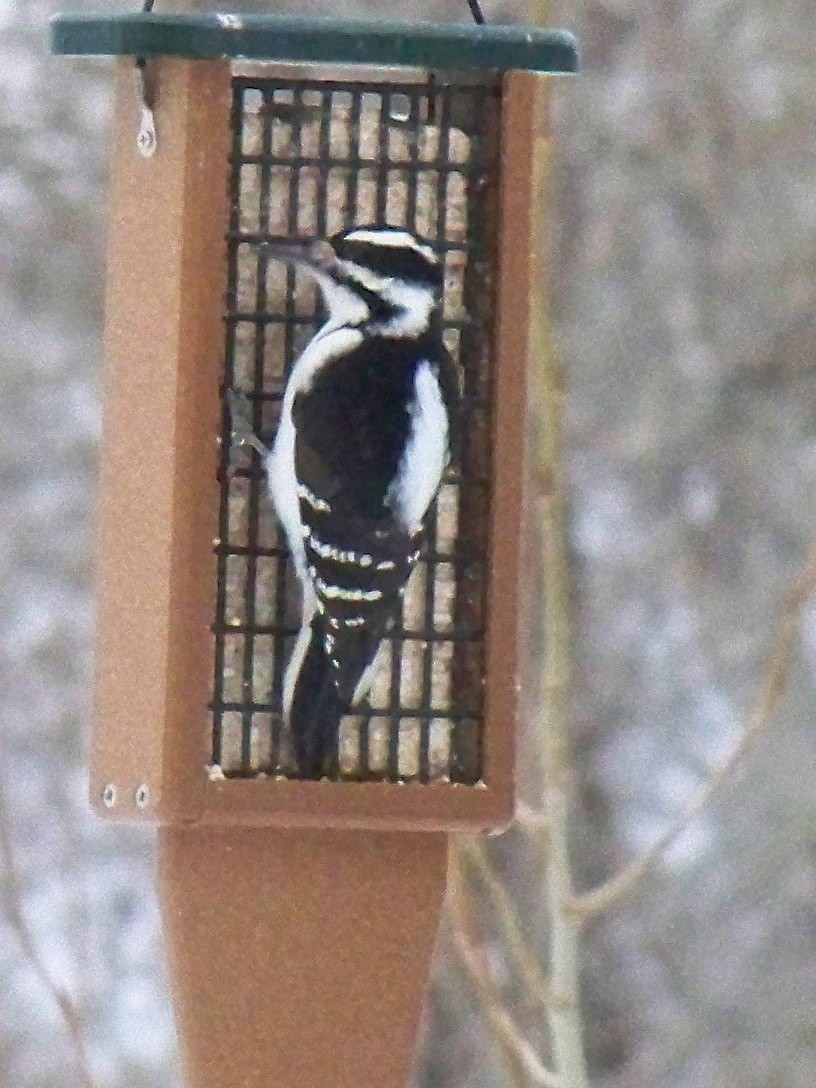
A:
482 71 551 818
158 826 448 1088
91 59 230 821
160 60 232 822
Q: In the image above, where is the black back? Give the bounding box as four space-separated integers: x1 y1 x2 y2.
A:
293 332 447 520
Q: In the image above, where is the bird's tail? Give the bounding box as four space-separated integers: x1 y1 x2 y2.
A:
288 611 381 778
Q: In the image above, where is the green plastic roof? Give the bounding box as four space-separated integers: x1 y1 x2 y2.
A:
50 13 578 73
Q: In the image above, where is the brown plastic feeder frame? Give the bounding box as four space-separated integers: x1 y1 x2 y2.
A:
52 15 576 1088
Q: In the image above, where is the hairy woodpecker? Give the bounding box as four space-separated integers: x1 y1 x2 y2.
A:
258 226 461 778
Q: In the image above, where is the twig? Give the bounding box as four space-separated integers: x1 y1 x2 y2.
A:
449 849 561 1088
449 847 531 1088
523 0 591 1076
0 772 97 1088
514 800 550 840
571 539 816 921
462 841 553 1010
527 87 591 1088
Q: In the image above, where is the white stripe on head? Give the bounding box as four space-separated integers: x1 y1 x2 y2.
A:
375 281 436 337
326 260 437 337
336 260 389 294
313 274 371 328
344 229 438 265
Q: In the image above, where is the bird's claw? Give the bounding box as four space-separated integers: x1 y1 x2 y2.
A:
227 389 270 458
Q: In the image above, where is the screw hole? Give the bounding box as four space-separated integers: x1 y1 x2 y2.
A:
135 784 150 809
136 106 157 157
102 784 117 808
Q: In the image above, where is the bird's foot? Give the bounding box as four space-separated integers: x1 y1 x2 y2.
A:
226 389 270 457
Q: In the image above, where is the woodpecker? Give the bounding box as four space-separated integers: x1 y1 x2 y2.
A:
256 226 461 778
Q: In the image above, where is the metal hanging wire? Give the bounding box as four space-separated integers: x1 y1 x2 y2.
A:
134 0 157 155
427 0 486 123
131 0 485 152
467 0 486 24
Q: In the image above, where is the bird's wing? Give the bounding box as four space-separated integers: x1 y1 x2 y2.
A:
291 336 421 521
384 355 459 535
265 326 364 583
291 338 437 631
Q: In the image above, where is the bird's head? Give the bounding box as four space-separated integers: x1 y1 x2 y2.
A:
260 226 443 335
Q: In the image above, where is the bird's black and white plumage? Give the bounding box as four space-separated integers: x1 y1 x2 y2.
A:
263 227 461 778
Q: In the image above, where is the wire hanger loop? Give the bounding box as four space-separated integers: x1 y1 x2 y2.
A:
134 0 157 156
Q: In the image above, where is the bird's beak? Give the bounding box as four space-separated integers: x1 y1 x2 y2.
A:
257 238 337 274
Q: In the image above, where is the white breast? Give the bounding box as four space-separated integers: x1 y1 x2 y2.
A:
386 360 449 534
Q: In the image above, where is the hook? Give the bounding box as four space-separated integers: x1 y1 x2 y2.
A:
134 0 157 156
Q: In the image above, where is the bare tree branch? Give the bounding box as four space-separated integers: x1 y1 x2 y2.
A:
0 770 97 1088
462 842 553 1010
448 848 561 1088
571 539 816 922
514 801 550 839
526 78 591 1088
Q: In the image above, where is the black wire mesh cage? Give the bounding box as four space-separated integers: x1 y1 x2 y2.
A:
214 73 499 785
50 13 577 826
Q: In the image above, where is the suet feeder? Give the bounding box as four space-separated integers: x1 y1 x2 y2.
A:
52 13 577 1088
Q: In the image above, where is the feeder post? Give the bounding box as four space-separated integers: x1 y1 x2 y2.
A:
158 827 449 1088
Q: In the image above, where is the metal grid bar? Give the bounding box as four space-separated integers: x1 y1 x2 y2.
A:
216 702 481 722
216 544 481 567
345 86 372 777
227 464 490 487
233 154 491 175
452 81 494 783
270 83 307 771
238 83 273 771
211 72 499 783
230 230 477 251
215 625 483 642
234 75 505 97
211 87 244 769
225 311 485 327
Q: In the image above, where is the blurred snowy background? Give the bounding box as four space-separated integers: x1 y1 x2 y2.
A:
2 0 815 1085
